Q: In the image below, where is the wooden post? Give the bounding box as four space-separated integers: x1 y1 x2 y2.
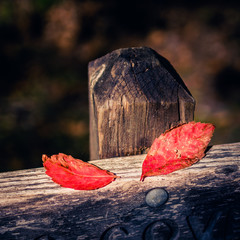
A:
88 47 195 160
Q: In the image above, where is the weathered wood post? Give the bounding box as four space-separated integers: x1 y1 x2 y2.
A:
88 47 195 160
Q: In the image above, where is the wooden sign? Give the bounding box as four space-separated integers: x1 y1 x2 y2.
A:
0 142 239 239
88 47 195 160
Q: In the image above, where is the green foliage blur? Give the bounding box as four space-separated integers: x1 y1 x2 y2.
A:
0 0 240 172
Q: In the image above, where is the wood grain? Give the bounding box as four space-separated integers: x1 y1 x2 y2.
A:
88 47 195 160
0 142 239 239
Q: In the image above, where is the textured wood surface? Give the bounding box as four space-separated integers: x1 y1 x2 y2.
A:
0 142 239 239
88 47 195 160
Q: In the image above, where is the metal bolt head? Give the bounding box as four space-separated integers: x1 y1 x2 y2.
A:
145 188 168 207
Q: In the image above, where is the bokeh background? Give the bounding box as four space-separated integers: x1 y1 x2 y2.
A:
1 0 240 172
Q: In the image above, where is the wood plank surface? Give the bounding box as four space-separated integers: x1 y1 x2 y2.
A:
0 142 240 240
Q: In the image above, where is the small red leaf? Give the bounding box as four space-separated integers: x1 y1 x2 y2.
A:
42 153 118 190
140 122 215 181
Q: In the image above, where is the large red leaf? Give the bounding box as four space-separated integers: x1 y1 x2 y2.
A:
42 153 118 190
140 122 215 181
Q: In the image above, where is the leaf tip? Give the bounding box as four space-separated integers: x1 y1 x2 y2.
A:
140 175 145 182
42 154 48 163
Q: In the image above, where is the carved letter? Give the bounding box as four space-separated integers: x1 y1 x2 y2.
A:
187 211 222 240
143 219 179 240
100 225 128 240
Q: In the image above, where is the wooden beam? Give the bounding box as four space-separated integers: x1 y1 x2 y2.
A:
0 142 240 239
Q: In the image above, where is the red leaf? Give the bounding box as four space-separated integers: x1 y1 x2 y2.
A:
42 153 118 190
140 122 215 181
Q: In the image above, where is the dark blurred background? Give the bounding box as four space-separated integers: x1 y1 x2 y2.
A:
1 0 240 172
